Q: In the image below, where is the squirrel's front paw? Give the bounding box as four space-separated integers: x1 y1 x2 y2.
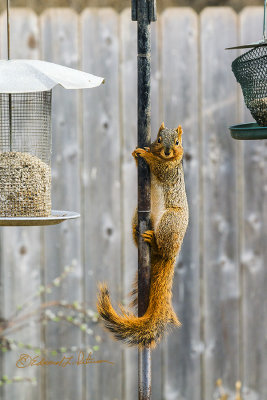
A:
142 230 156 247
132 147 150 159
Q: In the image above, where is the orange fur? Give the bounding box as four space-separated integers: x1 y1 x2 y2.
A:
97 124 188 348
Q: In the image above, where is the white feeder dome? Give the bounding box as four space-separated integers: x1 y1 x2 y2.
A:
0 59 104 226
0 60 104 92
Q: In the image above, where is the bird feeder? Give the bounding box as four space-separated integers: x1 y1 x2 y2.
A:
226 0 267 140
0 1 104 226
0 60 103 226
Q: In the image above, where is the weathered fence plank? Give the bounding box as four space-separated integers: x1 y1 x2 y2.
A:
40 8 83 400
200 7 240 399
161 8 201 400
0 9 42 400
81 8 122 400
150 17 163 400
240 8 267 400
120 9 138 400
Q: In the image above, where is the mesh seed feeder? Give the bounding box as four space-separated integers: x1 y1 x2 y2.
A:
0 4 104 226
226 0 267 140
0 61 103 226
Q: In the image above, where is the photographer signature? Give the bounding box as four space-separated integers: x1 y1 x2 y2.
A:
16 351 114 368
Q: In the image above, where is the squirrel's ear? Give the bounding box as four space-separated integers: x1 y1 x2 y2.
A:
158 122 165 135
176 125 183 144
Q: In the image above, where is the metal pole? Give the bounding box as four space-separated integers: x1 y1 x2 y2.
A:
7 0 12 151
131 1 156 399
263 0 267 40
7 0 10 60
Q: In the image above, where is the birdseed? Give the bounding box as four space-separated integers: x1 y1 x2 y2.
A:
0 152 51 217
249 97 267 126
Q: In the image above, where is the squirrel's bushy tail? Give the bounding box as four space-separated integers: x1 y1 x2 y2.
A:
97 256 180 348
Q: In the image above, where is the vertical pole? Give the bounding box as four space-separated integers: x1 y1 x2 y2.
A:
132 0 156 399
7 0 12 151
263 0 267 40
7 0 10 60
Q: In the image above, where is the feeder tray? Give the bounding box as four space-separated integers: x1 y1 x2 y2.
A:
229 122 267 140
0 210 80 227
0 60 104 226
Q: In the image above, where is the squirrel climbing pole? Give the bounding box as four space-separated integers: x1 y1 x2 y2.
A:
132 0 156 399
97 2 189 398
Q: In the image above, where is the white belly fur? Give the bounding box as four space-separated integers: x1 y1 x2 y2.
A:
151 174 166 230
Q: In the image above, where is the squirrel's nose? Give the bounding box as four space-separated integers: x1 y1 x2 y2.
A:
165 150 170 156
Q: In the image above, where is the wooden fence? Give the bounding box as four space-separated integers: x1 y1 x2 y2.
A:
0 6 266 400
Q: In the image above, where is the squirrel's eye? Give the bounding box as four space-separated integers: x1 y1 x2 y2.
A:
158 137 161 143
176 140 179 145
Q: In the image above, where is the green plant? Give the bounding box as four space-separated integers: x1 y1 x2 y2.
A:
0 260 101 386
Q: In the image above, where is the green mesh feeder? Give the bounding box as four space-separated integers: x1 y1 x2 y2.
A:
227 0 267 139
232 46 267 127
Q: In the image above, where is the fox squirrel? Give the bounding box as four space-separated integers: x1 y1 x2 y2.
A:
97 123 189 348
